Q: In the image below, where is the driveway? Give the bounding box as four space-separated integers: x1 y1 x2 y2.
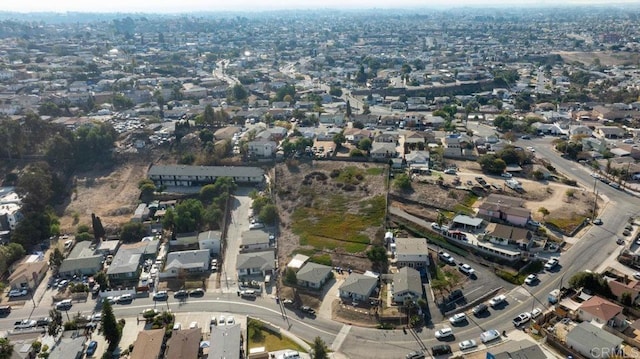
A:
220 187 254 293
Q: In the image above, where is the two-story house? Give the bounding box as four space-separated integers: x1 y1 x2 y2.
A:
477 194 530 227
248 139 277 158
391 267 423 304
148 165 264 187
393 237 430 272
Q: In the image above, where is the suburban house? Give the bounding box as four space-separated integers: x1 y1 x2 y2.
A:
577 295 626 328
565 322 623 359
160 249 210 278
569 125 593 137
344 128 372 144
9 257 48 291
405 151 430 172
391 267 423 304
48 336 86 359
198 230 222 256
596 126 626 139
608 278 640 305
130 329 164 359
441 134 470 158
477 194 530 227
451 215 484 231
107 241 159 285
484 223 533 250
208 324 242 359
148 165 264 187
236 250 275 279
393 237 430 271
170 232 199 249
247 139 277 158
0 186 22 231
339 273 378 302
318 113 345 127
165 328 201 359
370 142 398 159
374 131 399 144
58 241 103 277
295 262 333 289
240 230 271 253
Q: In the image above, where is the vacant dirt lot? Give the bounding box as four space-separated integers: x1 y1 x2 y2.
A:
59 160 150 233
554 51 640 67
275 160 388 272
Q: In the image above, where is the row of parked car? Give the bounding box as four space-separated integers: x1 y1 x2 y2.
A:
406 328 505 358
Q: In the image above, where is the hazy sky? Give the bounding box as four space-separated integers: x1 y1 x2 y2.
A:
2 0 632 13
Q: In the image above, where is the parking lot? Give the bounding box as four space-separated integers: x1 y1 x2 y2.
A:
430 245 517 317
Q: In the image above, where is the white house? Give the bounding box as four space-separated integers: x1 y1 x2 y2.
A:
236 251 275 279
338 273 378 302
370 142 398 159
393 237 430 271
240 230 271 253
391 267 423 304
248 139 277 158
198 230 221 256
160 249 210 278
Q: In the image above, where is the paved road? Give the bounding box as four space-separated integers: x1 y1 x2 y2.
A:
4 138 639 358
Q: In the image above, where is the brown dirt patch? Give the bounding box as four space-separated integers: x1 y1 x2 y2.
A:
554 51 640 67
59 160 151 233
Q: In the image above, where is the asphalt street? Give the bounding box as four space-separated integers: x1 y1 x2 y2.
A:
2 136 639 359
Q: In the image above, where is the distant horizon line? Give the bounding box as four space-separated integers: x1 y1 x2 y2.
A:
1 2 639 15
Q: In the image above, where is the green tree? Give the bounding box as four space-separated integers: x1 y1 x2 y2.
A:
92 213 106 241
0 338 13 359
357 138 372 151
258 204 278 225
50 248 64 267
569 271 613 298
174 199 205 232
199 129 214 143
101 301 121 351
477 154 507 174
346 100 352 118
329 86 342 97
138 179 156 203
393 174 412 191
366 246 388 270
228 84 248 102
538 207 550 219
76 232 93 242
120 222 146 243
94 271 109 290
284 267 297 285
333 132 346 150
310 337 329 359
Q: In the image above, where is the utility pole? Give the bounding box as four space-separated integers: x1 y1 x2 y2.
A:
592 178 598 218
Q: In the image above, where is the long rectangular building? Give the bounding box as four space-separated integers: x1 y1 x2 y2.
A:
148 165 264 187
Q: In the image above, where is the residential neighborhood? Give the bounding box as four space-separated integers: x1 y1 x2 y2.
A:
2 4 640 359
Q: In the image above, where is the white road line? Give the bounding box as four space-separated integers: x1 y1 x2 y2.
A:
331 324 352 352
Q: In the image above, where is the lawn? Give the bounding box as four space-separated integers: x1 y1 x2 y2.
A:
248 320 308 353
546 214 588 234
291 194 385 253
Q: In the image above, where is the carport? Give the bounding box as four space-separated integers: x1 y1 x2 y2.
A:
452 215 483 231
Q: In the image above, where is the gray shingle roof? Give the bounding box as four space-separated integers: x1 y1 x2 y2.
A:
339 273 378 297
236 251 275 271
148 165 264 178
296 262 332 285
566 322 623 354
164 249 209 271
393 267 422 296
